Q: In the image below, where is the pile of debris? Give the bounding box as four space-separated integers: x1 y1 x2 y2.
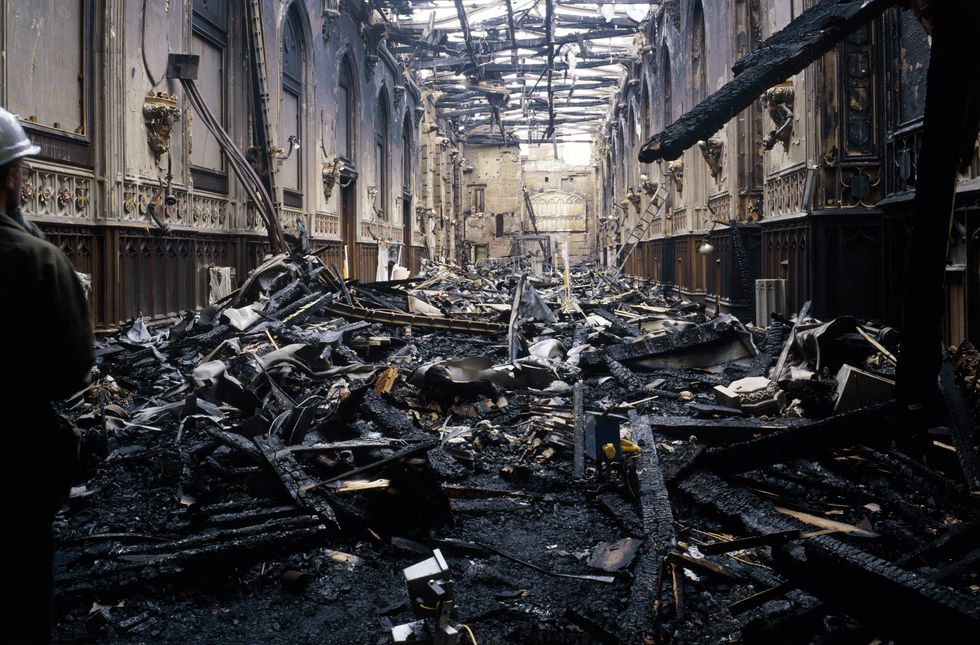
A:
52 255 980 643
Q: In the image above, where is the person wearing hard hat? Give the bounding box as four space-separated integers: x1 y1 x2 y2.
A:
0 106 94 642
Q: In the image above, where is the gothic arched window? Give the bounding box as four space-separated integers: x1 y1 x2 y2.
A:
280 5 304 198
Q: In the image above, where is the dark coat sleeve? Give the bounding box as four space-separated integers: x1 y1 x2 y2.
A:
35 248 95 401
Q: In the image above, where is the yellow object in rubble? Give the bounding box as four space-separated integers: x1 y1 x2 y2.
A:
620 438 640 453
602 443 617 460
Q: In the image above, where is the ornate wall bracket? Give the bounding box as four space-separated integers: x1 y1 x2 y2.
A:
667 159 684 195
361 21 386 79
365 54 379 79
142 92 182 161
322 157 341 202
697 137 724 180
626 188 641 213
321 8 341 43
762 83 795 151
323 156 358 202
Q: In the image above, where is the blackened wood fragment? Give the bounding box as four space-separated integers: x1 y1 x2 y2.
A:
254 434 340 532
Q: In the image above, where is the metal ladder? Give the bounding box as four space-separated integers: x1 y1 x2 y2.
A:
615 182 668 273
245 0 279 206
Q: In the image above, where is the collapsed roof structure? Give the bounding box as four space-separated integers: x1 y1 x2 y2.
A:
387 0 651 146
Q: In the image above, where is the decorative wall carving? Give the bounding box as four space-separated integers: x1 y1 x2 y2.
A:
667 160 684 194
142 92 181 160
708 193 733 221
313 212 340 237
528 190 587 231
762 83 795 151
321 8 340 43
764 166 807 217
698 137 724 180
190 194 228 229
245 204 268 234
821 165 881 209
19 166 94 222
322 157 342 202
840 25 876 158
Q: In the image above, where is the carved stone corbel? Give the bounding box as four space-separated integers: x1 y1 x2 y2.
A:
762 82 795 151
667 160 684 195
322 157 342 202
393 85 405 108
626 189 641 213
321 9 340 43
365 54 379 79
142 92 181 160
697 137 724 180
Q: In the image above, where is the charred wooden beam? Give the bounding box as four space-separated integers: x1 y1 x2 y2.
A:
894 0 980 412
774 537 980 641
646 415 796 444
573 381 585 477
679 470 980 640
698 530 802 556
57 521 327 600
323 300 505 334
939 359 980 492
728 581 793 616
619 410 676 642
254 434 340 532
699 402 902 474
580 322 730 366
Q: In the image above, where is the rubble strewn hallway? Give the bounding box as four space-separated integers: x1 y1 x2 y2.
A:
1 0 979 643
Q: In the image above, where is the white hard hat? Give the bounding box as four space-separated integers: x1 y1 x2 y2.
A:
0 108 40 167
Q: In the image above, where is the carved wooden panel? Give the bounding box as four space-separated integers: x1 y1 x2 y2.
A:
357 242 379 283
763 165 807 217
20 164 94 222
762 220 809 314
119 181 231 231
38 225 105 323
529 190 587 232
812 215 882 319
840 23 878 159
647 240 660 282
313 212 341 238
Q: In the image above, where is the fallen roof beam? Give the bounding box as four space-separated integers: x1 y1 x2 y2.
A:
699 401 902 474
254 434 341 532
323 300 505 334
679 470 980 642
619 410 677 641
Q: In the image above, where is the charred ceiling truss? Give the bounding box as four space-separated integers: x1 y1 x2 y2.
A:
382 0 656 145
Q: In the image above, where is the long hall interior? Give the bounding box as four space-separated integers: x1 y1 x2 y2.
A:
2 0 980 643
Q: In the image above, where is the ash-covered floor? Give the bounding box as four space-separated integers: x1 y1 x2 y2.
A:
51 257 980 644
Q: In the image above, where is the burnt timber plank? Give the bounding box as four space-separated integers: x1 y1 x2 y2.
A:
254 435 341 532
619 410 676 641
581 323 727 366
57 522 327 600
775 538 980 642
323 300 505 334
360 389 419 436
606 357 641 389
648 415 799 443
679 471 980 641
895 0 980 409
939 360 980 492
638 0 895 162
573 381 585 478
700 401 902 474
